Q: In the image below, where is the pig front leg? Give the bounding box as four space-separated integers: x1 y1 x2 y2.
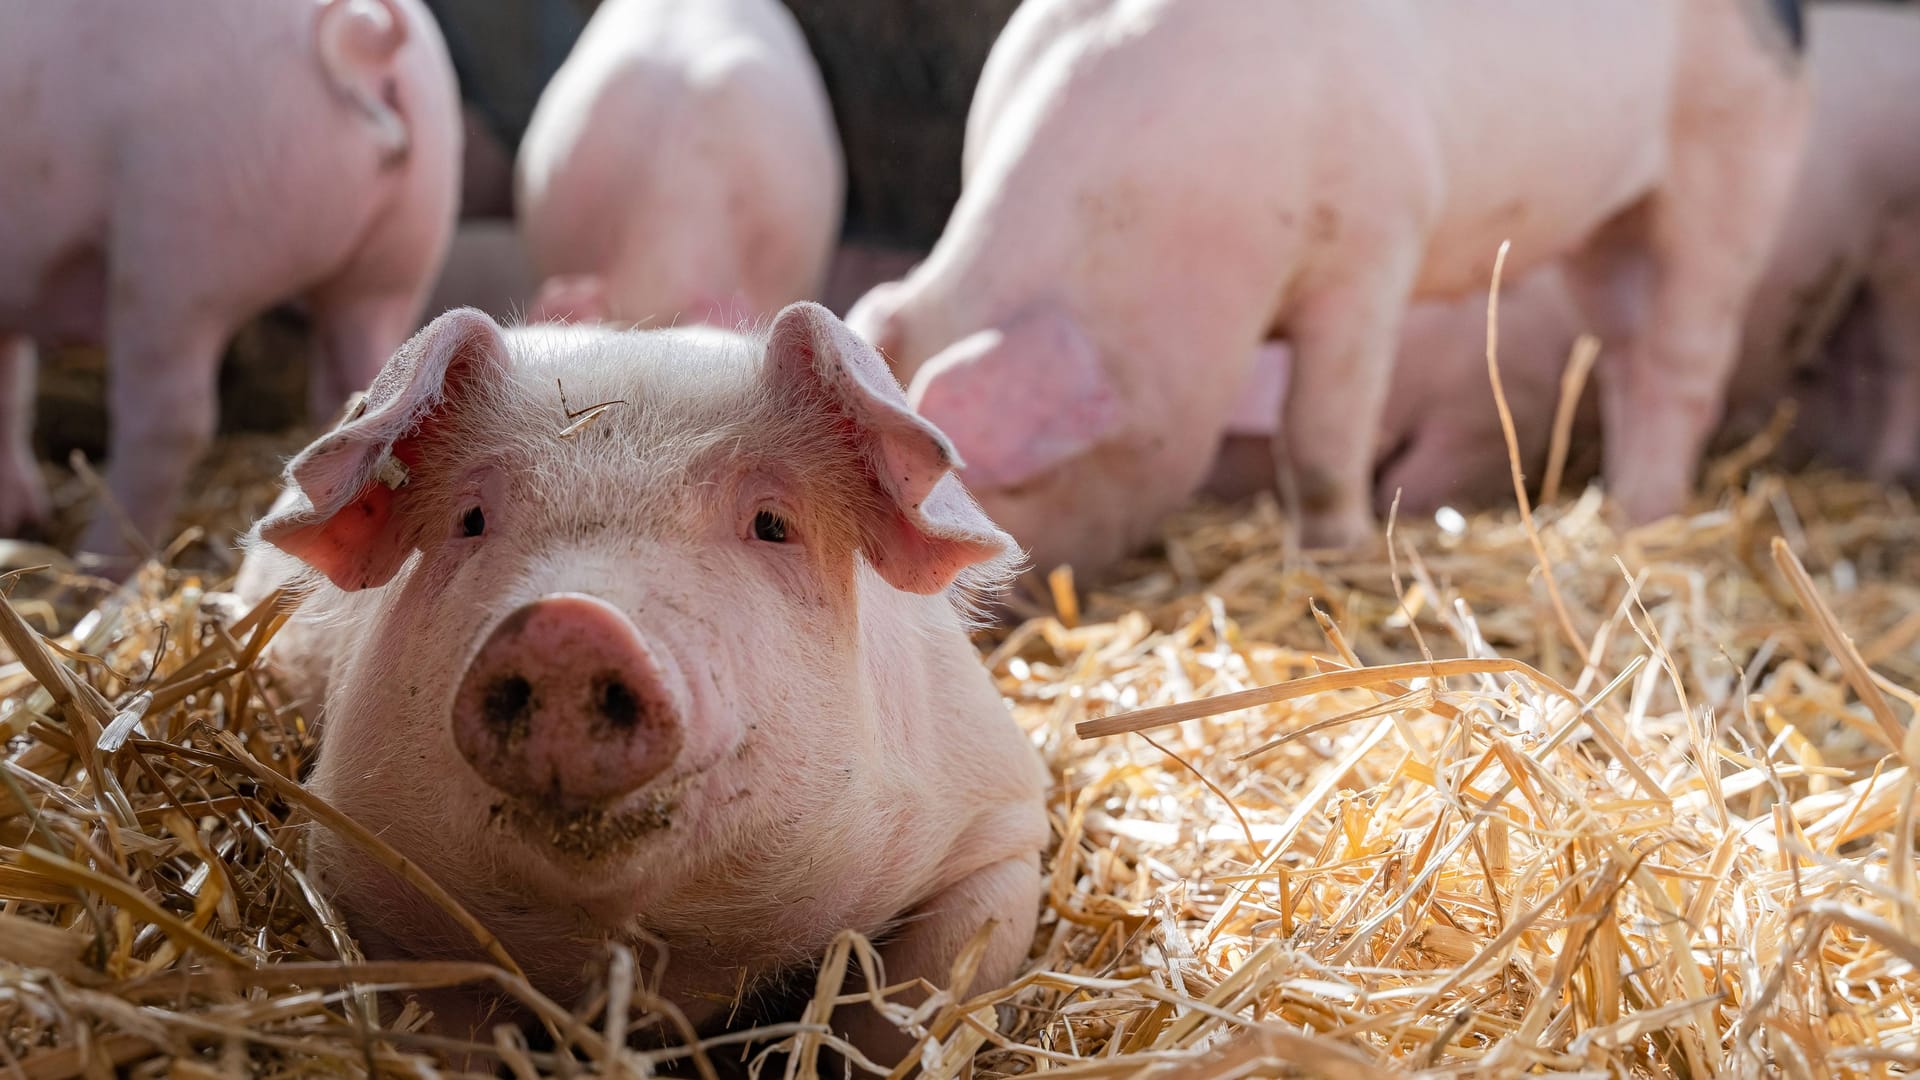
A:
1280 253 1421 549
0 335 49 537
77 303 227 565
833 853 1042 1068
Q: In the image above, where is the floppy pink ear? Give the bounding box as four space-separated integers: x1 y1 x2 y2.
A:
764 302 1015 594
904 308 1121 489
251 308 510 590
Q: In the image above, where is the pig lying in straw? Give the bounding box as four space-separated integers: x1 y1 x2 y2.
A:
237 304 1048 1060
851 0 1809 578
516 0 843 327
0 0 462 567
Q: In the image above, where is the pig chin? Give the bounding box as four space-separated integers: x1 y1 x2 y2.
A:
485 778 686 864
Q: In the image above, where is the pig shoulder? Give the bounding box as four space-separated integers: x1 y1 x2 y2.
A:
854 575 1050 880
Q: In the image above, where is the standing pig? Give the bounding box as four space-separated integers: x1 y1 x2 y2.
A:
238 304 1047 1059
516 0 844 328
1720 1 1920 479
851 0 1807 577
0 0 462 565
1212 1 1920 514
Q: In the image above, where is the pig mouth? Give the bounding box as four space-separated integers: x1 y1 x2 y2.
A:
489 790 678 862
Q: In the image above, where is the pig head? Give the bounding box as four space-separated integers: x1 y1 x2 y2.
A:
246 304 1048 1060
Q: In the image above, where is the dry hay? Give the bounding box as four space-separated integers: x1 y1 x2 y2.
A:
0 426 1915 1077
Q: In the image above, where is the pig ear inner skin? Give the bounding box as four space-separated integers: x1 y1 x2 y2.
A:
764 302 1021 599
905 311 1123 490
250 308 511 591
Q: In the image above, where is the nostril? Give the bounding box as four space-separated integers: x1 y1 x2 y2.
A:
593 673 642 730
483 674 535 739
454 593 688 803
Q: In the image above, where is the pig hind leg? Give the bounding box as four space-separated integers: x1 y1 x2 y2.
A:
1864 214 1920 483
1567 75 1806 524
1280 250 1422 548
80 275 229 563
0 336 49 537
309 292 421 425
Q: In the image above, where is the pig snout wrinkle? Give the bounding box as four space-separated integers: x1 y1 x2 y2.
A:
452 593 685 804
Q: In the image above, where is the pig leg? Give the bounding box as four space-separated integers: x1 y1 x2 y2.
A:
78 297 227 561
1581 244 1748 524
1374 419 1530 519
1280 255 1421 548
834 854 1041 1066
1864 219 1920 482
1574 75 1806 524
0 335 49 536
309 293 419 424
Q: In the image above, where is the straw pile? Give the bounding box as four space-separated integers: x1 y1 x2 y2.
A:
0 422 1915 1077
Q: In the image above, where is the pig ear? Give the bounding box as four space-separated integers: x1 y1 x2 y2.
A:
764 302 1015 595
905 310 1122 489
252 308 510 591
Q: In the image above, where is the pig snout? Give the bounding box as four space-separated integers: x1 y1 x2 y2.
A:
451 593 685 803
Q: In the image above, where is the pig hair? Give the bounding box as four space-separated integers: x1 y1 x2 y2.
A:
249 320 1015 628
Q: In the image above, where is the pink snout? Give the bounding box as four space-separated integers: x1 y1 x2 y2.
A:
452 594 685 803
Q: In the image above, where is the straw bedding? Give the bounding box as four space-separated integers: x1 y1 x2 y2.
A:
0 417 1914 1077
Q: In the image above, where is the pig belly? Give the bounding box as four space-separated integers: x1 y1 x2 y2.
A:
1408 1 1674 297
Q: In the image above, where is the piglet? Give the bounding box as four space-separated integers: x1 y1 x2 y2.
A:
1211 2 1920 513
853 0 1808 578
237 304 1047 1062
516 0 844 328
0 0 462 566
1721 0 1920 480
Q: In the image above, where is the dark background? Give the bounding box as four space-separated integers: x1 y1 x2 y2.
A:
427 0 1024 245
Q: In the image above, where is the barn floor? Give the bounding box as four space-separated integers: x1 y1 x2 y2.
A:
0 418 1914 1077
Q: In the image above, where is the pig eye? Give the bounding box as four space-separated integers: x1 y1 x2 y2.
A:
751 509 789 543
460 506 486 538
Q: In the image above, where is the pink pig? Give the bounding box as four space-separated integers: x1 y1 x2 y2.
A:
1206 271 1586 516
516 0 844 329
237 304 1047 1061
851 0 1808 578
1213 2 1920 513
1724 1 1920 479
0 0 462 564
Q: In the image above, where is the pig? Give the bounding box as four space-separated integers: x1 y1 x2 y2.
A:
0 0 462 567
1206 270 1587 515
1211 1 1920 514
422 220 540 324
236 304 1048 1061
1721 0 1920 480
850 0 1809 578
515 0 844 328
